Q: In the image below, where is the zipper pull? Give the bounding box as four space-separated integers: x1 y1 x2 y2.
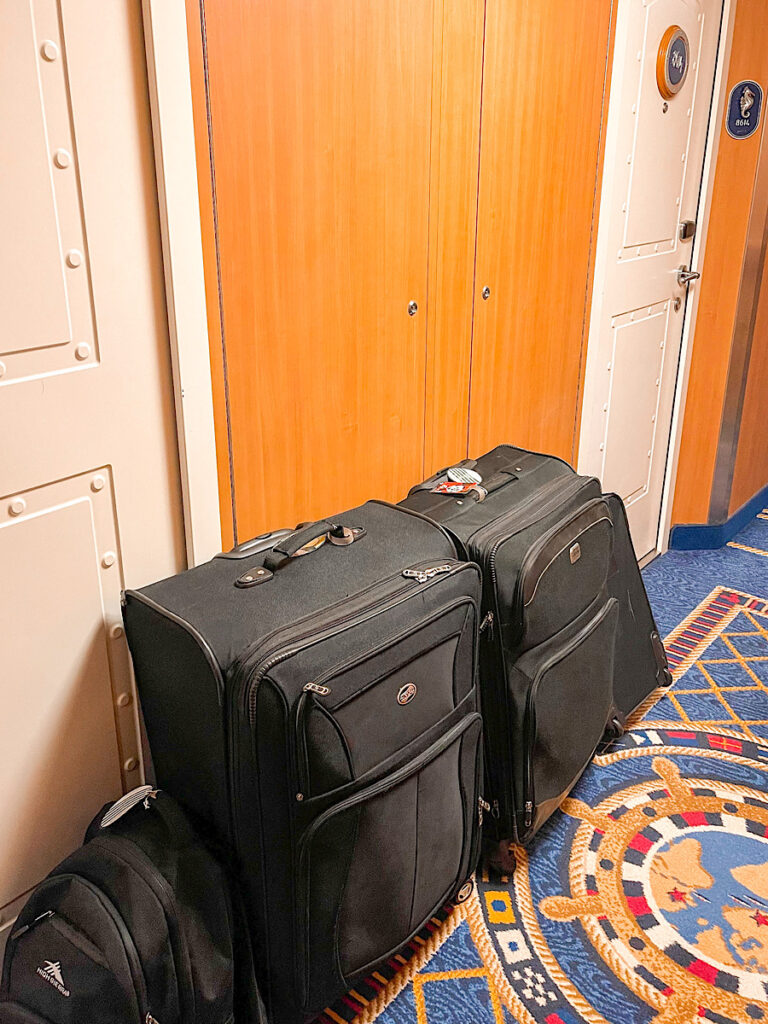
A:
303 682 331 696
478 796 491 825
524 800 534 829
10 909 54 939
491 799 500 819
403 563 453 584
146 1014 160 1024
479 611 494 637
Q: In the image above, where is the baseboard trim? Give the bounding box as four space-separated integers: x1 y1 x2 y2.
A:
669 481 768 550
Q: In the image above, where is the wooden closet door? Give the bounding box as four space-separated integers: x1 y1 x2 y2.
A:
468 2 614 462
193 0 435 539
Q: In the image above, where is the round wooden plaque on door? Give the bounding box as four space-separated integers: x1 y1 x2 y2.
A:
657 25 690 99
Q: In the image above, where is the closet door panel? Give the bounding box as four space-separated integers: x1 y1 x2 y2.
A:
468 1 614 461
198 0 434 538
423 0 485 474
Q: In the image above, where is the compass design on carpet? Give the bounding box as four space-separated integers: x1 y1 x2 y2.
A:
540 756 768 1023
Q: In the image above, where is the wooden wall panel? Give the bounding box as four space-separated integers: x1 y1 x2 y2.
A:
196 0 435 539
423 0 485 475
730 253 768 512
468 1 614 462
672 0 768 526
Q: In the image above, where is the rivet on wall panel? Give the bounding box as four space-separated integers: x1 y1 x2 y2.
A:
75 343 91 361
117 692 132 708
91 474 105 492
101 551 116 568
53 149 71 169
40 40 58 61
124 757 138 772
110 624 124 639
66 249 83 268
8 499 26 517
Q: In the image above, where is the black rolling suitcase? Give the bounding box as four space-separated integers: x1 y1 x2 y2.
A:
122 502 484 1024
401 444 666 845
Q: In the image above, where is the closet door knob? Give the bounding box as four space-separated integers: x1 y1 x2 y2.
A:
481 286 491 300
408 300 418 316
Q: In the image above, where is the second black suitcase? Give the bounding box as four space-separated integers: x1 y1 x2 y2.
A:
123 501 484 1023
604 492 672 725
401 445 620 845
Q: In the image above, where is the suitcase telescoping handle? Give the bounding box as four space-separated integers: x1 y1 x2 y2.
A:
262 519 365 571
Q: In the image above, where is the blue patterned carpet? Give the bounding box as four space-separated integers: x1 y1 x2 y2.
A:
322 511 768 1024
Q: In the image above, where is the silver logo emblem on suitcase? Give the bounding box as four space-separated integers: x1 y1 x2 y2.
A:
397 683 417 705
570 542 581 564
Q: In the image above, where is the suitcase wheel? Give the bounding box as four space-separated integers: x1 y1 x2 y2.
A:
455 879 474 904
603 715 625 742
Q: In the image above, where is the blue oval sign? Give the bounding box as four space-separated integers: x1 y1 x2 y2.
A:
726 80 763 140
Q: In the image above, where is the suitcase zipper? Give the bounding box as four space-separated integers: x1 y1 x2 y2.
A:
234 560 472 725
520 600 615 837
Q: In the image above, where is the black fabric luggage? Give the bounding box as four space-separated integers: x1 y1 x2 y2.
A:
0 787 241 1024
122 502 484 1023
401 444 666 845
604 493 672 724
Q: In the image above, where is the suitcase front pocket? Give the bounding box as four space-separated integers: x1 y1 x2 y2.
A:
518 498 613 650
295 599 477 796
296 712 482 1013
517 599 618 840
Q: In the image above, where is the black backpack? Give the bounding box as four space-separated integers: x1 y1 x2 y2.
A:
0 787 256 1024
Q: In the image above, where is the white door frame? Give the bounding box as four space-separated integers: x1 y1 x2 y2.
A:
578 0 736 558
142 0 222 565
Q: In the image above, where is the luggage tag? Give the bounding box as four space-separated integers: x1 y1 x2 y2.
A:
430 465 485 494
431 481 477 495
100 785 158 828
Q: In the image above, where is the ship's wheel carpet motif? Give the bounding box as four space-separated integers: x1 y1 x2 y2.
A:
318 514 768 1024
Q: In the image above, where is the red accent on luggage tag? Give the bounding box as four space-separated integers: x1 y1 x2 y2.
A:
431 481 476 494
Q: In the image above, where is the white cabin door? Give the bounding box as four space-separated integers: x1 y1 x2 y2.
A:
579 0 723 559
0 0 185 947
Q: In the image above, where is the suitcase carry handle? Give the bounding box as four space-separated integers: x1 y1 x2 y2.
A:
263 519 365 571
216 529 293 560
